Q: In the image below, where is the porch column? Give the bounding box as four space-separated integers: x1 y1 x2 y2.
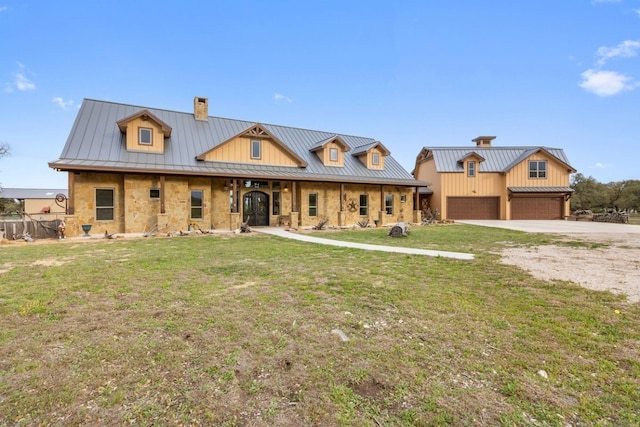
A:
413 186 421 223
160 175 166 214
67 172 75 215
339 183 345 226
379 185 385 226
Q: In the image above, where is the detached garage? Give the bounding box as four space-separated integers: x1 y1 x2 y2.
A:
447 196 499 220
508 187 573 220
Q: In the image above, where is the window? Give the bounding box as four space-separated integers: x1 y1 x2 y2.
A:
309 193 318 217
96 189 114 221
359 194 368 216
273 192 281 216
372 152 380 165
139 128 152 145
330 147 338 162
149 189 160 199
468 161 476 177
529 160 547 179
385 194 394 215
191 190 203 219
251 140 261 159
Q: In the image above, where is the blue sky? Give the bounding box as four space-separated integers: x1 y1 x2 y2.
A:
1 0 639 189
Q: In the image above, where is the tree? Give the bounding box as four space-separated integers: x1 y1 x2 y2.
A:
570 173 610 211
614 180 640 211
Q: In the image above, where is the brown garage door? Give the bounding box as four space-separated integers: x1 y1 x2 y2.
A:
447 197 499 220
511 197 563 220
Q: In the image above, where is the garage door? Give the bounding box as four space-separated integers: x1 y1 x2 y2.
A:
447 197 499 220
511 197 563 220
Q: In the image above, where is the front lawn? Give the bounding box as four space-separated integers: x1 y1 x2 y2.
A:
0 226 637 426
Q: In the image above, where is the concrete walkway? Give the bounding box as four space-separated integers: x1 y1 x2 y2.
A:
254 227 474 260
457 220 640 235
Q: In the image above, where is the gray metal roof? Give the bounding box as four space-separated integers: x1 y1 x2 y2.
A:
50 99 424 186
425 146 575 173
508 186 573 193
0 188 67 199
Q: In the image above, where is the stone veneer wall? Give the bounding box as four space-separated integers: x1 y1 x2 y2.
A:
71 172 415 234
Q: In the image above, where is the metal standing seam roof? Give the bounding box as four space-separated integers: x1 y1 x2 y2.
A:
0 188 67 199
508 186 574 193
426 146 575 173
49 99 425 186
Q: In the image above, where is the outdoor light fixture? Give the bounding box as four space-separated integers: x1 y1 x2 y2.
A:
223 182 228 192
283 185 289 193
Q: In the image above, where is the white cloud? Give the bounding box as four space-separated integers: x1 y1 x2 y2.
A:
592 162 610 169
596 40 640 65
4 62 36 92
52 97 76 110
274 92 292 103
0 6 8 12
635 9 640 17
579 69 639 96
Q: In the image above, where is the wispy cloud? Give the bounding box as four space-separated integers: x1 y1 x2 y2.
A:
0 6 8 12
591 0 621 3
592 162 610 169
579 69 639 97
4 62 36 93
274 92 292 103
635 8 640 17
52 97 77 110
596 40 640 66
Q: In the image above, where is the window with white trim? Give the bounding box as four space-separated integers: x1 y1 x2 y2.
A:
251 140 261 159
372 152 380 165
330 147 338 162
468 161 476 177
139 127 152 145
385 194 394 215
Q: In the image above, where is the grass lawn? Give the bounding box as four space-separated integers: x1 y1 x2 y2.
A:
0 225 638 426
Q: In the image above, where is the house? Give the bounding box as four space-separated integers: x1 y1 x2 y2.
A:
48 98 426 236
0 188 68 219
413 136 576 220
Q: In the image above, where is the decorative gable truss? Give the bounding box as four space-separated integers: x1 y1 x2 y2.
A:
352 141 390 170
196 123 308 167
309 135 350 167
116 110 172 153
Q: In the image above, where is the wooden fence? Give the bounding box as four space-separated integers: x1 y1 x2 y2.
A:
0 219 61 240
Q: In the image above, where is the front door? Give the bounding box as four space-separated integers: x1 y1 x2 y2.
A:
243 191 269 226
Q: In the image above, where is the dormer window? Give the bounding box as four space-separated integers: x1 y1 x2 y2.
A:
251 140 261 159
330 147 338 162
372 152 380 165
139 128 153 145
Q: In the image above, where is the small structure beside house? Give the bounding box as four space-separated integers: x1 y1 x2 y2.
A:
413 136 576 220
49 97 427 236
0 188 67 219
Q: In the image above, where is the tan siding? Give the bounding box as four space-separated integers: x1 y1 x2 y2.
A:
23 198 66 218
203 136 299 166
124 117 165 153
506 153 571 187
316 142 345 167
414 158 441 214
440 171 507 219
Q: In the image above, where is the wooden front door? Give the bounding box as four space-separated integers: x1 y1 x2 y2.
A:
243 191 269 226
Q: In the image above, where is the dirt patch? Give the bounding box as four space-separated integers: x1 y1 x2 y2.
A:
500 233 640 303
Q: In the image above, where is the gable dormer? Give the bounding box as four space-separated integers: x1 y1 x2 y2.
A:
352 141 390 170
457 152 485 177
196 123 308 167
309 135 349 167
117 109 172 154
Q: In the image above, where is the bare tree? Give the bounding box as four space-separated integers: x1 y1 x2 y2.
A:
0 142 8 158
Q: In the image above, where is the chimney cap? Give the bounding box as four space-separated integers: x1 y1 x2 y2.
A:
472 136 496 142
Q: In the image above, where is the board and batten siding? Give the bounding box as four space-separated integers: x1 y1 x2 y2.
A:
123 117 165 153
202 136 300 166
505 153 571 187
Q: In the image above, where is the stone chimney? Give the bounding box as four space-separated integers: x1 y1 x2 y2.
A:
472 136 496 147
194 97 208 121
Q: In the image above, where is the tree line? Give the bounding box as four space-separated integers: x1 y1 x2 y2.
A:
571 173 640 212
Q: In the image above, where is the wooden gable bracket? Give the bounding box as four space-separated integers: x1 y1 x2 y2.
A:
116 109 172 137
196 123 308 167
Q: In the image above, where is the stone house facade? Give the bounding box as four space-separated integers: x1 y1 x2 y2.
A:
50 98 425 236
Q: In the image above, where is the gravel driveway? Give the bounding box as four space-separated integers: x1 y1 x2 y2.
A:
459 220 640 303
